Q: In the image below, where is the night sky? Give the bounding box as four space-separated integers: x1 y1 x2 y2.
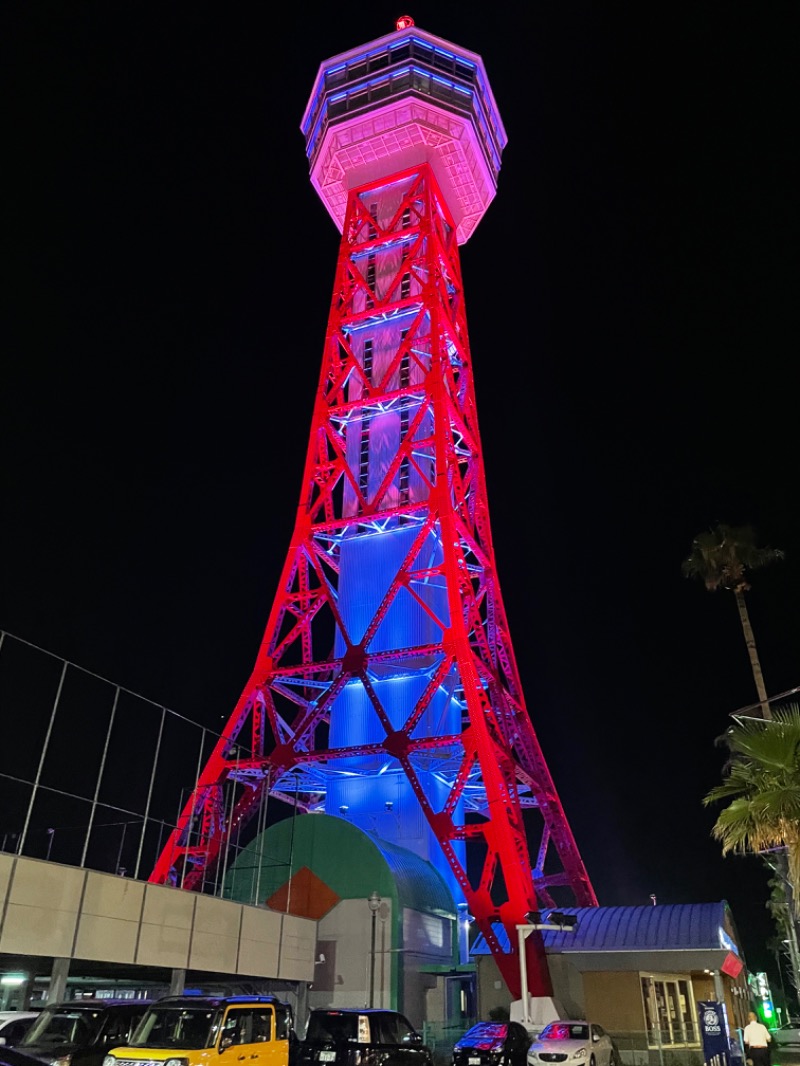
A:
3 3 799 983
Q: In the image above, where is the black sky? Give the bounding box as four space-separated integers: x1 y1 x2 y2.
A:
3 3 799 981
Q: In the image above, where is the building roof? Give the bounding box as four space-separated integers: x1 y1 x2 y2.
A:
371 835 456 918
471 903 745 974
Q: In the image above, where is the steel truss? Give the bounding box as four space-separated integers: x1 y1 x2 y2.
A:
150 163 596 997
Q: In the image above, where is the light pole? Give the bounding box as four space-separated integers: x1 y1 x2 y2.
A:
515 910 578 1029
368 891 381 1007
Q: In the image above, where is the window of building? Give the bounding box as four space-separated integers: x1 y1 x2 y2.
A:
400 271 411 299
369 53 390 74
398 330 410 502
363 339 373 386
359 415 370 500
365 253 376 309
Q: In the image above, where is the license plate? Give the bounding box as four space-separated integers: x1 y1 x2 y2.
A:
319 1054 336 1062
469 1058 482 1064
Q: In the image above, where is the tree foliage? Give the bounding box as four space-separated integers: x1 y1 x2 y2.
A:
704 706 800 912
683 522 784 719
682 523 784 592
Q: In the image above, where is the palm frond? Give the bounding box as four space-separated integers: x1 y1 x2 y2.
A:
704 705 800 914
682 523 784 592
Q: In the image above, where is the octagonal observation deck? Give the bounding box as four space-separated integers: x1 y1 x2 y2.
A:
301 16 508 244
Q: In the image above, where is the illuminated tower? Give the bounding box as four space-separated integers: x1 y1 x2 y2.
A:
151 16 597 998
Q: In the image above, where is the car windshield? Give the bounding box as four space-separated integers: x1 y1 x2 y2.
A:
460 1024 507 1047
540 1024 589 1042
129 1007 218 1050
20 1009 102 1047
306 1014 359 1043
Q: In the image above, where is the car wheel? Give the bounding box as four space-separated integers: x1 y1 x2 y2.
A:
589 1055 596 1066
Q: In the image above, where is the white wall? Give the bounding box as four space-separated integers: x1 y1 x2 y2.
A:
0 853 316 981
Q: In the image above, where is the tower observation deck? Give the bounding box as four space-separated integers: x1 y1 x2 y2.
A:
302 16 505 244
151 16 597 999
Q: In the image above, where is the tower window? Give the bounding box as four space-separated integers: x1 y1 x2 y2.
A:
359 416 370 501
366 254 376 309
400 272 411 299
399 329 410 502
363 339 373 386
399 399 410 501
399 329 410 389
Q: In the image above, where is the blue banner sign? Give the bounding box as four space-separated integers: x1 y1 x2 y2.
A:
698 1001 730 1066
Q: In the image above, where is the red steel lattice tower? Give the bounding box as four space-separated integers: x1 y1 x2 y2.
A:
150 16 597 998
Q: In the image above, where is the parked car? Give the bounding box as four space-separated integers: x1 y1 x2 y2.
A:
0 1015 40 1049
297 1008 433 1066
0 1046 52 1066
771 1021 800 1050
527 1021 618 1066
16 999 153 1066
453 1021 532 1066
102 994 295 1066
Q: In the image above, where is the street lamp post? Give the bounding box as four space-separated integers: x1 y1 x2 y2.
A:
368 891 381 1007
516 923 534 1026
515 910 579 1029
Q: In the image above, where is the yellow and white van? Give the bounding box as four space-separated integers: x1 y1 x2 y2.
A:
103 995 295 1066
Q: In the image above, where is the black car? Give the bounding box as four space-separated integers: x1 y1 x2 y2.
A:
1 1049 50 1066
453 1022 532 1066
298 1008 433 1066
16 1000 153 1066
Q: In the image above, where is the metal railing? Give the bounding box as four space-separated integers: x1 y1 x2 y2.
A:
0 630 271 896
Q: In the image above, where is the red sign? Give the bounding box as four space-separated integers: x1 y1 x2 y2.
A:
721 952 744 978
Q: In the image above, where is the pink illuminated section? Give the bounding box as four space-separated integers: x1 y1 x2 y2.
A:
301 22 507 243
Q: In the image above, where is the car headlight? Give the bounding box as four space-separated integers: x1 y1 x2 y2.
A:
164 1058 189 1066
571 1050 588 1060
103 1057 117 1066
51 1057 72 1066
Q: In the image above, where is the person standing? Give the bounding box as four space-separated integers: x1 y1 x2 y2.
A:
743 1011 772 1066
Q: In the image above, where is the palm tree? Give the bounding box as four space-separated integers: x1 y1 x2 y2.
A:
704 707 800 907
682 523 784 719
704 707 800 1009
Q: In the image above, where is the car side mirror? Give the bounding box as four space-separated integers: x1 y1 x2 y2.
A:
592 1036 600 1043
0 1037 7 1047
220 1037 234 1052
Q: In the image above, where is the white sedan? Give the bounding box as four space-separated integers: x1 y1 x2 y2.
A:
527 1021 619 1066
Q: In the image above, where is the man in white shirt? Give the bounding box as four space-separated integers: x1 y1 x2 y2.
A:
743 1011 771 1066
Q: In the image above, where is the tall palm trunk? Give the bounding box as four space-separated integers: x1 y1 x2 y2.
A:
734 589 772 720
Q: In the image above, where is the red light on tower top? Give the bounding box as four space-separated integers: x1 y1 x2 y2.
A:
396 15 415 29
